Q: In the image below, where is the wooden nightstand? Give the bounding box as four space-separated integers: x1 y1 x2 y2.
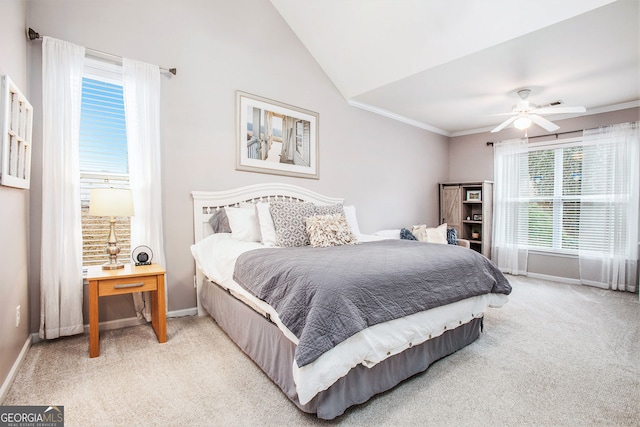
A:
86 263 167 358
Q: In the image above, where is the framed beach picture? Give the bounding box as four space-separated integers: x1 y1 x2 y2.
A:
466 190 481 201
236 91 319 179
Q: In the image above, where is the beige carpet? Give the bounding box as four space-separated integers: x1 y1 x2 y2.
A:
3 275 639 426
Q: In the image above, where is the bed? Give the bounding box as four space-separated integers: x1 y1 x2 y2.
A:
191 182 511 420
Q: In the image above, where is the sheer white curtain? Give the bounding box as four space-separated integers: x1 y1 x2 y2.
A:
579 122 639 291
492 138 529 275
40 37 85 339
123 58 166 320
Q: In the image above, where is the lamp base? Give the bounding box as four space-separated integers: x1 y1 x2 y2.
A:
102 261 125 270
102 217 125 270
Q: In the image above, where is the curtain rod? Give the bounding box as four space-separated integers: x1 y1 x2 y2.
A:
485 128 588 146
27 28 177 76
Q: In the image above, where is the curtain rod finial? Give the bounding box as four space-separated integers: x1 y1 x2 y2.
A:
169 68 177 76
27 27 40 41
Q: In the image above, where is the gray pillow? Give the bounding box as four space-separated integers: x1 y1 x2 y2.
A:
269 201 315 247
208 209 231 233
314 203 344 216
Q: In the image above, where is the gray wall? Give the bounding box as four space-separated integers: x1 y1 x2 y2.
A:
448 107 640 280
0 0 30 399
25 0 448 329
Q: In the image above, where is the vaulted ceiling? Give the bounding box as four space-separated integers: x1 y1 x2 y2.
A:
271 0 640 136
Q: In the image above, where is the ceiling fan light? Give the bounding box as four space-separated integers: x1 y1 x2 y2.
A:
514 116 533 130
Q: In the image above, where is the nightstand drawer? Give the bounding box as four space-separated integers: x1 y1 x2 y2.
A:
98 275 158 296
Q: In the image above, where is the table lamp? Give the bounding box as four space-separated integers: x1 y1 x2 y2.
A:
89 188 134 270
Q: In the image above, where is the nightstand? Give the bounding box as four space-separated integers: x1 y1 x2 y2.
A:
86 263 167 357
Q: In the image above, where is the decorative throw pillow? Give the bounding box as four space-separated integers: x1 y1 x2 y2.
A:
447 228 458 245
269 201 316 247
314 203 344 216
305 214 358 247
411 224 428 241
400 228 417 240
208 208 231 233
411 223 448 244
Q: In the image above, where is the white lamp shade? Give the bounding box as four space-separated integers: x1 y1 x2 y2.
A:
514 116 533 130
89 188 135 217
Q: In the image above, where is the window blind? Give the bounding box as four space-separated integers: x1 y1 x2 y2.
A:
578 140 632 255
79 78 128 179
516 137 632 254
79 65 131 266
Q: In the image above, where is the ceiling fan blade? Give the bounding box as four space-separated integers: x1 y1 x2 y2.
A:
530 114 560 132
491 116 518 133
533 106 586 114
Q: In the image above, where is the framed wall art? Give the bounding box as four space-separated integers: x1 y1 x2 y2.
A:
1 75 33 189
236 91 319 179
466 190 481 201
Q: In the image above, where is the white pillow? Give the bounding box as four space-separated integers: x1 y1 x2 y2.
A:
412 223 448 244
343 205 362 237
224 207 261 242
372 229 401 239
255 202 277 246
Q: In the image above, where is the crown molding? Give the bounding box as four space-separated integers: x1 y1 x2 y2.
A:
450 100 640 137
347 99 450 136
347 98 640 138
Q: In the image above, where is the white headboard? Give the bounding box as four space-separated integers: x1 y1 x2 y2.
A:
191 182 344 315
192 182 344 244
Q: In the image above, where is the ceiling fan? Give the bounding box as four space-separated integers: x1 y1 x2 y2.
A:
490 89 586 133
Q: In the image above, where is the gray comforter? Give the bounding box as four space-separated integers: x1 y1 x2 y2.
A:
233 239 511 367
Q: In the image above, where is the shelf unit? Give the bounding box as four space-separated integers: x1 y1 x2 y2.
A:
439 181 493 258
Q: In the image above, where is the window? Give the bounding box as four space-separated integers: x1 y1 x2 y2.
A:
0 75 33 189
524 143 581 251
515 137 632 255
79 59 131 266
494 124 639 287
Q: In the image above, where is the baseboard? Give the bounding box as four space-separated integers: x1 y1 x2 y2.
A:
80 310 200 336
28 310 198 346
82 316 148 334
75 310 199 333
29 318 147 344
167 307 198 318
0 336 31 404
526 272 581 285
32 310 198 345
